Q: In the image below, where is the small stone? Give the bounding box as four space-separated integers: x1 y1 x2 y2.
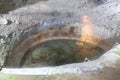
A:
0 18 8 25
84 58 90 62
0 39 6 44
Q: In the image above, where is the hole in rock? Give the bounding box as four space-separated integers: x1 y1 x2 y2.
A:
20 39 105 67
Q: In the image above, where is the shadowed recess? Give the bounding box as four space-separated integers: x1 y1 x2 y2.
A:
20 39 105 67
0 0 48 14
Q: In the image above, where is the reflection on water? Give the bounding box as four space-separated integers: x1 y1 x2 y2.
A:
20 39 104 67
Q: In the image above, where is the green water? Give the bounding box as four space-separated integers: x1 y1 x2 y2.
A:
20 39 104 67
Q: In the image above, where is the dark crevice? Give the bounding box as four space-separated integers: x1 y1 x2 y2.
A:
0 0 48 14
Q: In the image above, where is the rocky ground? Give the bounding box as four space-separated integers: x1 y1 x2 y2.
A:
0 0 120 80
0 0 120 66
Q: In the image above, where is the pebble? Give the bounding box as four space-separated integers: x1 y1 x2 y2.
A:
0 18 8 25
0 39 6 44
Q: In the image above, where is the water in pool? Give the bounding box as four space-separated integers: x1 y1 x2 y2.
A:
20 39 104 67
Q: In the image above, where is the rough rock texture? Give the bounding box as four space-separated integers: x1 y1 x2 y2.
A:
0 0 120 71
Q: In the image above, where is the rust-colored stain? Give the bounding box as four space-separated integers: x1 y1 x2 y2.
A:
76 16 100 46
79 49 96 58
33 28 76 43
34 33 42 42
76 35 100 47
75 16 101 58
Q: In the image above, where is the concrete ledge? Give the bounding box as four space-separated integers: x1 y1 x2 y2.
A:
1 44 120 75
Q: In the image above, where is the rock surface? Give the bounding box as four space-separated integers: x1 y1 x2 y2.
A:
0 0 120 78
1 44 120 75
